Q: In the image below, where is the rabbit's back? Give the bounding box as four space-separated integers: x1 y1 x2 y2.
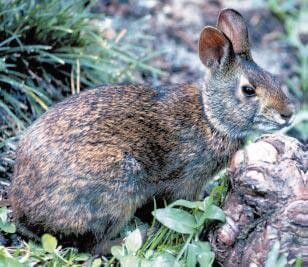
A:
11 85 161 234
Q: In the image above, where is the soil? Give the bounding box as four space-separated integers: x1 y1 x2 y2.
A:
94 0 297 85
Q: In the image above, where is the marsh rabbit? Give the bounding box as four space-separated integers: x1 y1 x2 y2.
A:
10 9 295 253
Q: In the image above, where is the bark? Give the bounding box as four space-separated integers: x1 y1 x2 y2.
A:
210 134 307 266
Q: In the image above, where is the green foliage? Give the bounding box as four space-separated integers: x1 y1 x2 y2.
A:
268 0 308 142
0 247 23 267
0 238 93 266
0 191 224 266
152 208 197 234
0 226 98 266
295 256 303 267
153 197 225 235
41 234 57 254
0 0 162 173
268 0 307 94
0 208 16 234
265 241 288 267
111 184 226 267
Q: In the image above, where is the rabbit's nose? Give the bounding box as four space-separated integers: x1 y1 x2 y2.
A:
280 105 295 124
280 111 292 121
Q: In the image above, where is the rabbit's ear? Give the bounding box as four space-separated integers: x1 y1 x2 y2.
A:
198 26 233 69
217 9 251 58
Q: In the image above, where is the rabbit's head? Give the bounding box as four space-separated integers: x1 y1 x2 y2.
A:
199 9 296 138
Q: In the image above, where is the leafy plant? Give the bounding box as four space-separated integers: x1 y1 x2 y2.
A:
41 234 58 254
0 207 16 234
268 0 307 94
268 0 308 141
0 0 162 174
111 189 225 267
0 194 226 266
265 241 288 267
0 237 93 266
0 192 225 266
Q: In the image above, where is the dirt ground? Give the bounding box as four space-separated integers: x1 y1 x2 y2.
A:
95 0 296 85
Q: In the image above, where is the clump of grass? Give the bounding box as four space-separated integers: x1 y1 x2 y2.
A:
0 0 162 175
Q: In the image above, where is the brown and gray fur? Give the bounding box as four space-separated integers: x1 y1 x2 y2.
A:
10 9 295 252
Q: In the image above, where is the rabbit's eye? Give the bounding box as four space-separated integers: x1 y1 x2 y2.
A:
242 85 256 97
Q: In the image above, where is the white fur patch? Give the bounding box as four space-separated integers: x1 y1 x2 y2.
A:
239 74 250 87
236 74 254 100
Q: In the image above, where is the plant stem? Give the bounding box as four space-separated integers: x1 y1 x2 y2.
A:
176 233 193 262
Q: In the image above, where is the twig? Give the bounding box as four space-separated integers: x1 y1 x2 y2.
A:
76 59 80 94
70 65 75 95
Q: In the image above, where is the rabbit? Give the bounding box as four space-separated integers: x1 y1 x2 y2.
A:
10 9 296 254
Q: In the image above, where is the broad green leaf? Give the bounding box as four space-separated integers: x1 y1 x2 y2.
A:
74 253 90 261
197 251 215 267
204 205 225 222
0 222 16 234
168 200 204 210
0 247 23 267
203 197 213 208
187 244 198 267
152 208 197 234
151 253 180 267
295 256 303 267
265 241 288 267
187 241 213 267
41 234 57 253
91 258 102 267
0 256 23 267
111 245 123 259
0 247 13 258
185 241 214 267
120 255 140 267
195 241 212 252
0 208 8 222
125 228 143 254
140 258 153 267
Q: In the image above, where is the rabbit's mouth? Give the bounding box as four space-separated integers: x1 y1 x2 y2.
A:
253 117 289 132
254 107 295 131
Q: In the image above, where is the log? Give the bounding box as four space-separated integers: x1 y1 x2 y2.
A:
210 134 307 266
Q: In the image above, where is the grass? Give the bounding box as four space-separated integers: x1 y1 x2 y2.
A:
0 0 163 176
268 0 308 141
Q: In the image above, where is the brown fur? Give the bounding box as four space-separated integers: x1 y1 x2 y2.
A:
11 84 241 237
10 9 295 252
